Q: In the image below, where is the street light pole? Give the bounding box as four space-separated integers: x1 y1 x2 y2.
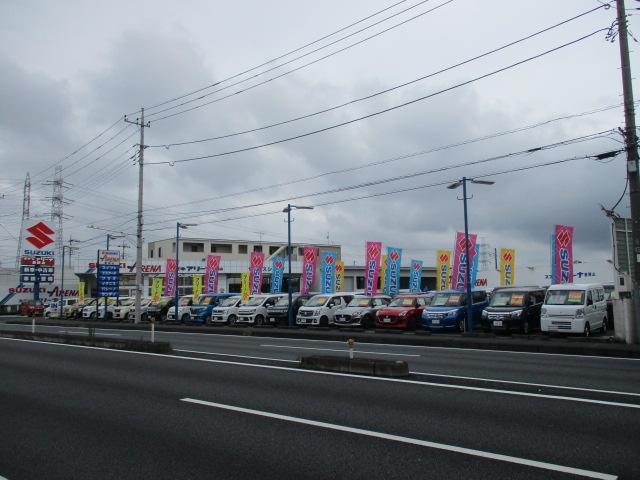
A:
448 177 494 333
283 204 314 327
175 222 197 324
58 240 78 318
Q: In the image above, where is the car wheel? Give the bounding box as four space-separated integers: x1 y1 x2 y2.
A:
458 318 465 333
227 314 236 325
522 321 530 334
584 322 591 337
255 315 265 326
320 316 329 327
601 318 607 335
361 315 371 329
106 312 113 321
180 314 189 323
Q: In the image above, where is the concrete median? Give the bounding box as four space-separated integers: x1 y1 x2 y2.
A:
299 355 409 377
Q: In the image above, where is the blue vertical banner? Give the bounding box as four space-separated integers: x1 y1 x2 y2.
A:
97 249 120 297
470 244 480 287
270 256 285 293
384 247 402 296
321 251 336 294
409 259 423 293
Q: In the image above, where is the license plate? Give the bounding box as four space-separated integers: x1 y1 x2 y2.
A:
493 320 503 327
383 317 391 323
269 317 275 322
432 319 440 325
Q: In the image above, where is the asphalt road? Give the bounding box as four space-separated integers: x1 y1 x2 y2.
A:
1 326 639 479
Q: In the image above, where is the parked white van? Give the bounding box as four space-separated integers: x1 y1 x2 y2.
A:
296 293 355 327
211 296 243 325
541 283 608 336
235 294 286 326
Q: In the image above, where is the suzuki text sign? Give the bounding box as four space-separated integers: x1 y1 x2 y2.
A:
23 221 55 256
499 248 516 287
384 247 402 296
364 241 382 296
249 252 265 295
451 232 478 291
436 250 451 291
554 225 574 284
204 255 221 294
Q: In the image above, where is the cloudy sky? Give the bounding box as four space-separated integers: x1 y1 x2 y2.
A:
0 0 637 280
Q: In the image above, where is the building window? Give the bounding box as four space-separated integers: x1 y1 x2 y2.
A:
158 247 162 258
183 242 204 253
238 244 248 254
149 249 154 258
269 246 280 255
298 247 304 257
211 243 232 253
253 245 263 253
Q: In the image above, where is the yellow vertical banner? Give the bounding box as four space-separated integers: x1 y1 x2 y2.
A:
192 275 203 303
151 277 163 302
499 248 516 286
241 272 250 301
78 281 85 302
334 261 345 292
436 250 452 291
379 254 387 292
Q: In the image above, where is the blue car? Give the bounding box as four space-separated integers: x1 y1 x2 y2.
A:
188 293 235 324
421 290 489 332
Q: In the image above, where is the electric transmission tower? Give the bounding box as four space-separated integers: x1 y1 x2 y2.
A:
15 173 31 269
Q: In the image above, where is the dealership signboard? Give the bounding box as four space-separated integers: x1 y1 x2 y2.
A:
20 221 56 284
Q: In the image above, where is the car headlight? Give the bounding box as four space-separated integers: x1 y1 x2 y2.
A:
575 308 584 318
399 311 407 317
445 309 459 318
314 308 322 315
352 310 363 318
481 310 488 319
510 310 522 319
541 307 547 317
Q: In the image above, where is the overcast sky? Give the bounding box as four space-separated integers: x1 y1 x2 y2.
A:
1 0 638 279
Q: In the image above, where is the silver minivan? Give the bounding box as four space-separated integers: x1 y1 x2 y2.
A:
541 283 608 336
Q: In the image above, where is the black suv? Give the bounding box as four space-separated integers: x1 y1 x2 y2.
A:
481 287 546 334
266 294 312 326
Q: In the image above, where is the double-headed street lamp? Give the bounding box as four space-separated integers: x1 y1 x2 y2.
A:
175 222 197 322
283 204 314 327
58 239 79 318
447 177 494 333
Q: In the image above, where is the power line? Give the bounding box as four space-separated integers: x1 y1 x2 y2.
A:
143 132 618 226
146 0 454 122
147 3 607 144
147 29 609 166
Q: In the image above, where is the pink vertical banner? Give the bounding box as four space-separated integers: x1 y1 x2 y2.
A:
249 252 265 295
364 241 382 296
300 246 318 295
451 232 478 291
554 224 574 284
204 254 221 294
164 258 177 296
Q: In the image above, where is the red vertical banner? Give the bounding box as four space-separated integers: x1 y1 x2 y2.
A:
554 224 574 284
451 232 478 291
249 252 265 295
364 241 382 296
164 258 177 296
300 247 318 295
204 255 221 293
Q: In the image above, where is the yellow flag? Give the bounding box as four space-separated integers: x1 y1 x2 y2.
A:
241 272 250 301
78 281 85 302
151 277 163 302
436 250 452 291
192 275 203 303
499 248 516 286
379 255 387 291
334 261 345 292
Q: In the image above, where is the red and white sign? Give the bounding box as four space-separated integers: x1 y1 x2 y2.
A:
23 221 56 256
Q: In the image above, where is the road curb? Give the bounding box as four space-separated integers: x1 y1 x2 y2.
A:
299 355 409 377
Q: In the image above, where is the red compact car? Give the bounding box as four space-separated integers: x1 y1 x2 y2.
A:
374 294 432 330
19 300 45 317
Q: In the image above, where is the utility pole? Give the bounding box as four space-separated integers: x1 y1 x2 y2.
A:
616 0 640 344
125 108 149 324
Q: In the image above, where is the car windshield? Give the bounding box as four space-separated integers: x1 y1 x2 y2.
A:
348 297 372 307
388 297 416 307
179 297 191 306
220 297 240 307
198 296 216 305
545 290 585 305
244 297 267 306
275 296 293 306
306 295 330 307
120 298 135 306
490 292 525 307
431 293 464 307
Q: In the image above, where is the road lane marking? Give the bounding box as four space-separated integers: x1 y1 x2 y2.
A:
5 323 639 361
3 337 639 409
411 372 640 398
174 349 298 363
181 398 617 480
260 344 420 357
